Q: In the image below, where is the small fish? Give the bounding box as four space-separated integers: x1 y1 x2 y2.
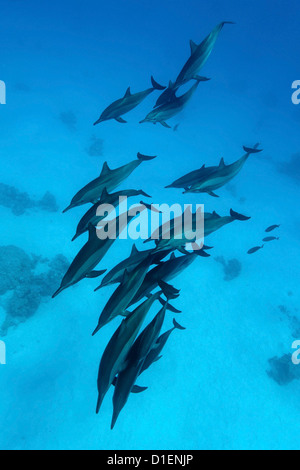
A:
247 245 264 255
263 237 279 242
265 225 280 233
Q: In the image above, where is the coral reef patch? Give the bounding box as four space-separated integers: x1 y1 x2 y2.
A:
215 256 242 281
0 246 69 335
0 183 58 216
267 354 300 386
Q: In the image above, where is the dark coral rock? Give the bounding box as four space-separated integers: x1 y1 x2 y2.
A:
37 192 59 213
0 183 59 215
59 111 77 131
86 135 104 157
0 246 69 334
215 256 242 281
267 354 300 386
0 245 34 295
279 153 300 182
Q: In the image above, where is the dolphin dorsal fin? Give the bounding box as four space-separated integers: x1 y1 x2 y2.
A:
88 223 98 242
130 244 139 256
122 269 130 284
201 164 206 169
219 158 225 168
170 253 176 260
212 211 221 219
100 161 111 177
124 87 131 98
190 40 198 55
100 187 109 201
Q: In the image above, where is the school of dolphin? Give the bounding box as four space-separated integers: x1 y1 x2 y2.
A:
53 22 280 429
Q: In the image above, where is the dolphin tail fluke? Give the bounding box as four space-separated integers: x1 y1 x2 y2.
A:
137 152 157 161
243 144 263 154
230 209 251 221
151 76 166 91
159 297 182 314
173 319 186 330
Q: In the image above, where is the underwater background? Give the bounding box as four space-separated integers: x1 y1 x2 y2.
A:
1 0 300 450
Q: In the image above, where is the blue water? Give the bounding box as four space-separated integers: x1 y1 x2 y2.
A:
1 0 300 450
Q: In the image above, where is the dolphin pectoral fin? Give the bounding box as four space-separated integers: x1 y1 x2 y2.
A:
85 270 107 279
193 75 211 82
230 209 251 221
131 385 148 394
160 121 172 129
207 191 220 198
115 117 127 123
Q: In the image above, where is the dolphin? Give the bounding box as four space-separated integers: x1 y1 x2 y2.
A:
93 77 166 125
72 188 151 241
166 165 216 190
92 255 154 335
151 208 251 254
182 145 263 196
111 318 186 394
52 207 147 298
96 291 162 413
155 22 234 107
128 252 197 308
111 303 168 429
96 244 172 289
140 78 206 128
63 153 156 213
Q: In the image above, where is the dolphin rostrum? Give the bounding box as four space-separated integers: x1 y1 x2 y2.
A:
111 303 168 429
63 153 156 213
168 144 263 197
72 188 151 241
52 207 147 298
155 22 234 107
140 78 207 128
96 291 162 413
93 77 165 125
